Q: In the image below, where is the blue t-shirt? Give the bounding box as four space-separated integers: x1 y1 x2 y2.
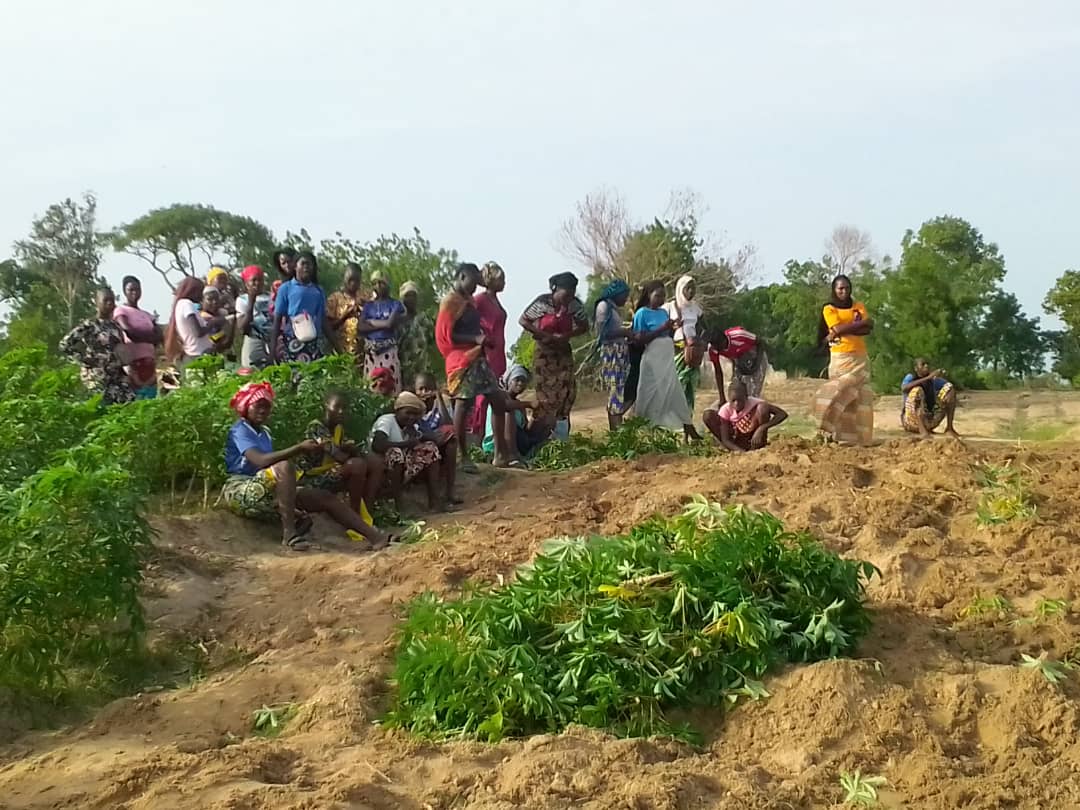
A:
632 307 670 333
419 402 447 433
225 420 273 476
362 298 406 342
901 374 947 414
275 280 326 338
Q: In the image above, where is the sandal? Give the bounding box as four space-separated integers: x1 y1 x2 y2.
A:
282 534 313 552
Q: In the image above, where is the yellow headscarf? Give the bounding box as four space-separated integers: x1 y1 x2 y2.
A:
207 266 229 286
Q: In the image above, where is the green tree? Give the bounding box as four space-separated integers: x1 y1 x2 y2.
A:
8 193 104 331
110 204 277 290
1043 330 1080 384
974 291 1045 379
1044 270 1080 333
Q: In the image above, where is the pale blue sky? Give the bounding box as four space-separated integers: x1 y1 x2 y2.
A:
1 0 1077 329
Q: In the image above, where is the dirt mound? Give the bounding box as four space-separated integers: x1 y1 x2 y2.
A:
3 439 1080 808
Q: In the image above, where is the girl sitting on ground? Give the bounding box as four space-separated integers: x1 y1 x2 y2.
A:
222 382 390 551
370 392 458 514
482 364 551 461
414 373 461 499
297 390 385 521
703 381 788 453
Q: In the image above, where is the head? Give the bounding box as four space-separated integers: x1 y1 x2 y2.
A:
831 274 853 306
370 270 390 299
296 251 318 284
393 391 425 429
414 372 438 406
481 261 506 293
344 263 362 295
176 276 204 303
208 266 230 292
728 381 749 411
273 248 298 280
914 357 930 376
370 367 396 397
247 398 273 428
454 262 482 296
229 381 276 428
95 287 116 319
122 276 141 307
549 271 579 308
637 280 666 311
202 286 223 315
241 265 265 296
710 329 729 351
503 364 531 397
400 281 420 313
323 389 348 428
676 275 696 304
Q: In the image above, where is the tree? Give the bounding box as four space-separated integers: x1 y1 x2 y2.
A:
824 225 875 276
10 193 104 330
557 188 631 278
110 204 276 290
1043 330 1080 384
975 291 1045 378
1044 270 1080 334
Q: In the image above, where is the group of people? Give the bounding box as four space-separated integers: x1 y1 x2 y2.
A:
57 258 961 551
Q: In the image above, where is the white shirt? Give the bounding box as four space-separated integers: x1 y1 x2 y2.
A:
175 299 213 358
369 412 404 445
665 301 702 342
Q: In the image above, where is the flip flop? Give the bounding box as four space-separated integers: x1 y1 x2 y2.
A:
282 534 312 552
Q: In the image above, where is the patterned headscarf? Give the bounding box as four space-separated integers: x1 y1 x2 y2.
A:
598 277 630 304
503 363 530 387
241 265 263 283
481 261 505 289
229 382 275 418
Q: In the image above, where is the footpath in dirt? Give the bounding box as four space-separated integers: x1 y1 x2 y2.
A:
3 437 1080 809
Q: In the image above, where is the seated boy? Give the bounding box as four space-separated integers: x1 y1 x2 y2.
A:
297 390 385 520
415 372 461 501
703 381 788 452
901 358 958 438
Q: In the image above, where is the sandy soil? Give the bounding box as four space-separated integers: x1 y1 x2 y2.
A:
3 423 1080 808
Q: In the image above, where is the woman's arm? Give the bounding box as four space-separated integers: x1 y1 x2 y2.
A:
901 373 937 394
268 311 285 362
764 404 788 429
244 439 320 470
114 314 159 344
518 314 549 342
713 358 726 401
435 391 452 423
237 295 256 337
371 430 419 454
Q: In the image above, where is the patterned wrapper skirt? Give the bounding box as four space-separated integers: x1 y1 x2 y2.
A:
384 442 441 483
600 341 631 416
533 342 576 423
364 337 401 394
447 356 500 401
222 469 279 520
284 337 326 364
902 382 953 432
673 341 700 409
813 352 874 446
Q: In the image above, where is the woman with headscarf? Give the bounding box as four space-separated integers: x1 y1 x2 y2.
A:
470 261 508 433
665 274 706 409
369 391 456 514
269 251 328 364
59 288 136 406
813 274 875 445
397 279 433 384
236 265 273 369
327 262 366 363
518 272 589 432
436 263 516 469
482 364 551 460
631 280 700 440
359 269 406 392
113 275 162 400
165 276 225 369
591 277 634 430
223 382 391 551
207 266 236 314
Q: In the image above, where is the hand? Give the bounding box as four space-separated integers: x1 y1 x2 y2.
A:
299 439 322 454
340 439 358 454
933 369 945 379
827 327 839 343
750 426 768 449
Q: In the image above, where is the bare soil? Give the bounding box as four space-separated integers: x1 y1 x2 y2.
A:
4 390 1080 808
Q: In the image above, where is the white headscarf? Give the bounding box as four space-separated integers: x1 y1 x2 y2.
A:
671 275 702 341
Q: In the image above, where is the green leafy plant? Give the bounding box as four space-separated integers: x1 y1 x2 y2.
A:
958 594 1014 622
975 463 1036 526
385 502 878 742
839 770 887 806
530 418 711 471
1020 653 1072 686
252 703 298 737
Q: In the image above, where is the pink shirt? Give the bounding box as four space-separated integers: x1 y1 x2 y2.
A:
716 397 763 423
113 304 156 362
473 291 507 377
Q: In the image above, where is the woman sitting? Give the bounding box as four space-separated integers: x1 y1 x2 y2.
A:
297 390 385 520
370 392 457 514
703 381 788 453
222 382 389 551
482 365 551 460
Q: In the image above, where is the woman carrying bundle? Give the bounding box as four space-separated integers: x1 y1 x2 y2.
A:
813 274 875 445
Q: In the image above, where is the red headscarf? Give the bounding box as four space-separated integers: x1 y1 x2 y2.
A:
229 382 275 418
241 265 263 283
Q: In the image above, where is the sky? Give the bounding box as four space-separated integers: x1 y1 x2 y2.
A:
1 0 1078 332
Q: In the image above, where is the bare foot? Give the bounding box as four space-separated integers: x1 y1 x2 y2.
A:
945 428 962 439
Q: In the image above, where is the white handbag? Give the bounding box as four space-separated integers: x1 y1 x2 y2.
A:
292 311 318 343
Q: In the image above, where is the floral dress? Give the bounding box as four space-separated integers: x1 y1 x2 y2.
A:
59 319 135 405
327 290 364 360
521 294 589 424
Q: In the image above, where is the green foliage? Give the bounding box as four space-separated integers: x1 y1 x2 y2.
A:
252 703 298 737
386 501 878 742
974 292 1046 379
1019 653 1072 686
529 418 706 471
110 203 276 290
975 463 1036 526
1044 270 1080 335
839 770 887 806
957 593 1014 622
508 332 536 370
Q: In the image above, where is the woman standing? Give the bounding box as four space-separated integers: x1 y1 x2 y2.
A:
666 274 705 409
518 272 589 431
236 265 273 369
165 276 223 369
470 261 508 433
113 275 161 399
813 274 875 445
59 288 136 406
360 270 406 392
398 280 433 384
327 262 365 363
269 251 328 363
592 278 634 430
631 281 699 439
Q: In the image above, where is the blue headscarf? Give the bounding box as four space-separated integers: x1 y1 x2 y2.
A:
503 363 530 387
584 277 632 362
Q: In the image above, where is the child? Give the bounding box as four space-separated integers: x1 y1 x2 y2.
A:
415 373 461 499
297 390 385 521
702 381 788 453
222 382 390 550
200 286 236 348
369 392 457 514
370 366 397 398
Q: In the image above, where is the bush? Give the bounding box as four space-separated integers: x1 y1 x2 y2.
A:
529 418 710 471
386 501 877 742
